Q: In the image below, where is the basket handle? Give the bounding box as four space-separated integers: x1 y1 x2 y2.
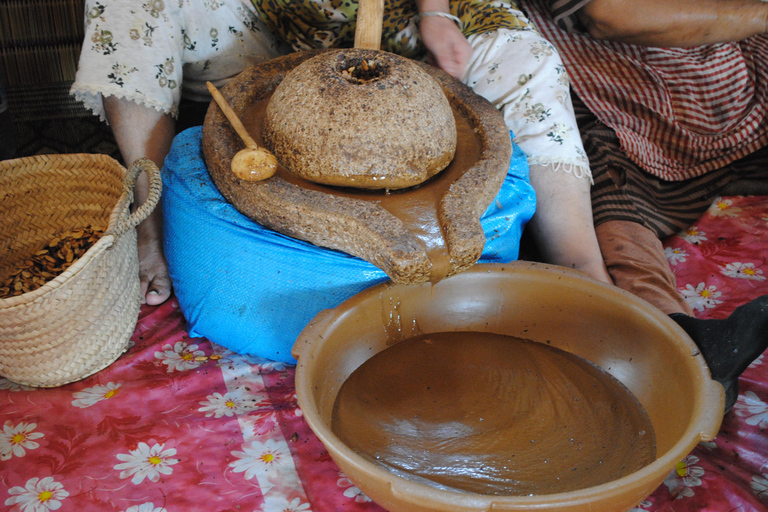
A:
111 157 163 237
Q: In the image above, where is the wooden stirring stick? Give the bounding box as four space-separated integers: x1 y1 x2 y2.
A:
206 81 278 181
354 0 384 50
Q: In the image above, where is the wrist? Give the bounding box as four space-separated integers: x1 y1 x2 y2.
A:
416 0 450 13
415 11 463 31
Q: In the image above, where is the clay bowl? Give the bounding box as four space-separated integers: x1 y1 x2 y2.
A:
292 261 724 512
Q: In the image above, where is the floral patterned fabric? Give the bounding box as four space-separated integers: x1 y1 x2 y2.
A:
249 0 591 174
70 0 591 174
70 0 288 121
464 28 590 176
2 195 768 512
250 0 530 57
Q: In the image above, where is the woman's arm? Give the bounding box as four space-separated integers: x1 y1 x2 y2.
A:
579 0 768 46
416 0 473 78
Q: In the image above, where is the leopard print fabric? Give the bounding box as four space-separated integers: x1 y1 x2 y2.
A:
251 0 531 58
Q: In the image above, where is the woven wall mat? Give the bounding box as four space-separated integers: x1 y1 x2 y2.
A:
12 116 120 160
7 81 90 122
8 80 120 160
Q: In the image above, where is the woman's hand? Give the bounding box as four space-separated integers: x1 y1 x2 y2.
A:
419 15 473 79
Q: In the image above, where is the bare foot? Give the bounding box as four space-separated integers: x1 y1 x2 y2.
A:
137 235 172 305
102 97 176 305
135 207 172 305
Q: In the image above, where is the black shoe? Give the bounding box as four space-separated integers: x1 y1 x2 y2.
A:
722 378 739 414
669 295 768 415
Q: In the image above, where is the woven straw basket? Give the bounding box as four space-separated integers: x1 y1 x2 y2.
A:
0 154 161 387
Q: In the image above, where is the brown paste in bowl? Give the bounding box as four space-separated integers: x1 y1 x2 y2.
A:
331 331 656 496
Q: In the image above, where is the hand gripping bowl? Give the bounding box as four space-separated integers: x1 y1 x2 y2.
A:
292 262 724 512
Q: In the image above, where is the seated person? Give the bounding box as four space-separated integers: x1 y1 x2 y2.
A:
71 0 290 305
71 0 608 304
519 0 768 411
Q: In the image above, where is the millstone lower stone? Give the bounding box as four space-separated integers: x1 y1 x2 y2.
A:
202 50 511 285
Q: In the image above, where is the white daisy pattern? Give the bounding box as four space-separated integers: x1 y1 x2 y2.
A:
749 354 764 369
5 476 69 511
628 500 652 512
291 394 303 417
0 378 34 392
734 391 768 427
229 439 290 480
122 504 167 512
751 473 768 501
261 496 311 512
665 246 688 265
251 357 290 373
71 382 123 408
720 262 766 281
708 198 742 218
679 282 723 312
198 389 259 418
114 442 179 484
154 341 206 372
663 455 705 499
0 421 44 461
337 472 372 503
679 226 707 245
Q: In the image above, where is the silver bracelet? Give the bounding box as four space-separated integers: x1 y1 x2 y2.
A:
414 11 463 30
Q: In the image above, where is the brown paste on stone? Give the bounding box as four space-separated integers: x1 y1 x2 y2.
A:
241 98 481 283
331 331 657 496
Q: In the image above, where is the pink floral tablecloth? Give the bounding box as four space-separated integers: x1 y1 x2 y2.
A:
2 195 768 512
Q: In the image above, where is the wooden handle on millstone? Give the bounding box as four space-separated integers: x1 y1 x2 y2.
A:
354 0 384 50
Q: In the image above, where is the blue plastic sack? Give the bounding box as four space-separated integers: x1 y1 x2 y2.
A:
163 127 535 362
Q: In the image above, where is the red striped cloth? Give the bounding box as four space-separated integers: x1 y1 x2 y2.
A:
522 0 768 181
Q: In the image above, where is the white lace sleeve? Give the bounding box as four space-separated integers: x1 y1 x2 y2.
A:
70 0 285 122
463 20 592 181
